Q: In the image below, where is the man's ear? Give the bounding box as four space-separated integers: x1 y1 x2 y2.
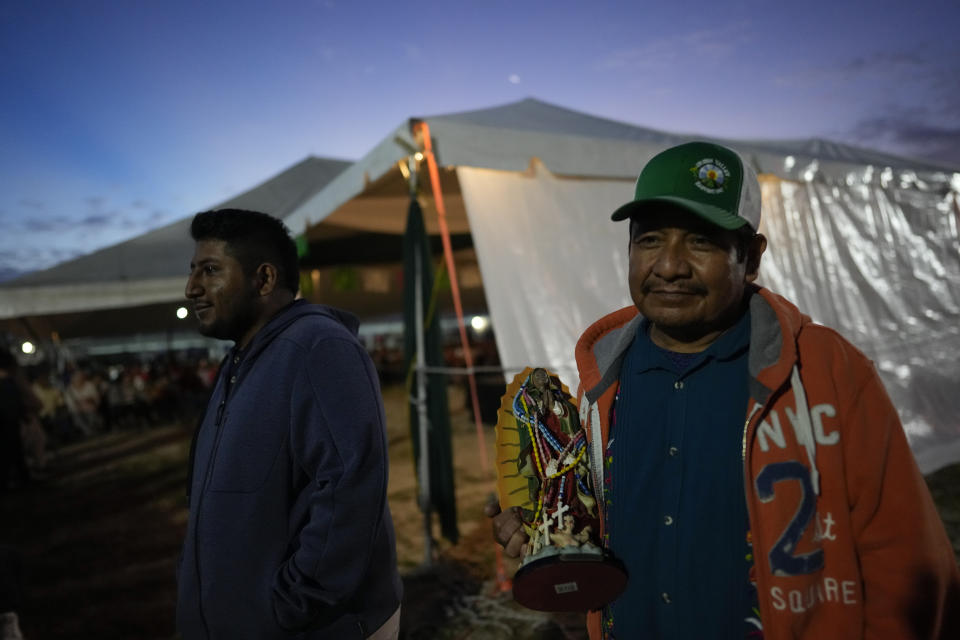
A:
254 263 279 296
744 233 767 283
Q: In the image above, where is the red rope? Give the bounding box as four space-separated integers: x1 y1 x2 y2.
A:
413 121 511 592
412 121 490 477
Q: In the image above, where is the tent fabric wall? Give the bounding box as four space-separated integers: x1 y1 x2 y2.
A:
757 175 960 473
0 156 351 319
456 162 633 384
456 161 960 474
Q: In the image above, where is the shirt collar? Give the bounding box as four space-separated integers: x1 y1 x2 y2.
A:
629 309 751 375
706 309 752 362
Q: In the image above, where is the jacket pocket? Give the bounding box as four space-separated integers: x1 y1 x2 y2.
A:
209 413 288 493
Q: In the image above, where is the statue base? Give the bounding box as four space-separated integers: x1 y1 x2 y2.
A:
512 552 627 612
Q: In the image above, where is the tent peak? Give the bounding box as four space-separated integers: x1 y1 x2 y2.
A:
417 99 956 174
420 97 673 144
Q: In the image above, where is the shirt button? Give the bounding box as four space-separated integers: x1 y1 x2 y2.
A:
664 515 674 526
661 592 672 604
674 380 684 390
230 375 237 384
668 446 679 457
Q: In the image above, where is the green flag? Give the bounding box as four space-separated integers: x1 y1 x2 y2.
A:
402 198 458 544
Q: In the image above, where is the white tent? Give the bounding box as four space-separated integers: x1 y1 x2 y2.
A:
0 155 352 338
2 98 957 472
282 98 960 473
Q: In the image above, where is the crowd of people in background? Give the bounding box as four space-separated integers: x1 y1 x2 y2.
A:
1 327 503 494
0 346 226 639
0 349 219 492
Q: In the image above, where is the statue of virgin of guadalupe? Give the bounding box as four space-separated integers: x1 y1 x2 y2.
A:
512 368 599 560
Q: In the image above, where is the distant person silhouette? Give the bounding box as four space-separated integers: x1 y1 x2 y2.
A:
0 348 31 492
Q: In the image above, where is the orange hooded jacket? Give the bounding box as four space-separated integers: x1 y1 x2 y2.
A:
574 286 960 639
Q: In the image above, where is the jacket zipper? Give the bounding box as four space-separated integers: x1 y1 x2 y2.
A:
192 368 234 638
742 401 770 637
741 403 761 461
589 401 605 509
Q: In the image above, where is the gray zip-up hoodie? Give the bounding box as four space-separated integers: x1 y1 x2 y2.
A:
177 300 401 639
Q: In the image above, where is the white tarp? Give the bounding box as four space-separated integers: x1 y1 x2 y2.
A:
457 162 633 384
758 175 960 473
457 162 960 474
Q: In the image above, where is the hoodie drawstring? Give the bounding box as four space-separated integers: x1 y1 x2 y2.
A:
579 392 606 501
790 365 820 496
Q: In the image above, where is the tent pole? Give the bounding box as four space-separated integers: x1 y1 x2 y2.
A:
411 121 490 477
413 121 511 593
414 247 433 565
408 153 434 565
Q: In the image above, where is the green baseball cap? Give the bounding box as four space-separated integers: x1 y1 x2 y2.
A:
611 141 761 231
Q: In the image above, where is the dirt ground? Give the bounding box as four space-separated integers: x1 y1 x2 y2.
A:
1 382 958 639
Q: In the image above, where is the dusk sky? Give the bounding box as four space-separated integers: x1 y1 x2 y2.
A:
2 0 958 280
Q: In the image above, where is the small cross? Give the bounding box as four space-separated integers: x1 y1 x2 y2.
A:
553 500 570 529
538 518 552 544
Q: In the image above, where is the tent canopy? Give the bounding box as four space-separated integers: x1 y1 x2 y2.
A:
283 98 960 473
284 97 955 237
0 155 352 327
2 98 958 472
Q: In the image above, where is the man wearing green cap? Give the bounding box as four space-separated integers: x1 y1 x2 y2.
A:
490 142 959 639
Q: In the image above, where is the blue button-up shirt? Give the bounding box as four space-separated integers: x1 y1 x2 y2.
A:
607 311 753 639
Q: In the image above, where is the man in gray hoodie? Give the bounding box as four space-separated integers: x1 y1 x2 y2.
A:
177 209 401 639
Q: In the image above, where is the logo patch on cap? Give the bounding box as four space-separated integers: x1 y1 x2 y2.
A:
690 158 730 194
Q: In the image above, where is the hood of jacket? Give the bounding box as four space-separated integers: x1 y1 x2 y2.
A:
575 286 825 494
576 285 810 406
236 299 360 363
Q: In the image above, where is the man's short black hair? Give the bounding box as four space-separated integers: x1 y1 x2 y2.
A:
190 209 300 294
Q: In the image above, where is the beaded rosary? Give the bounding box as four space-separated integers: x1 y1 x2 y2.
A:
513 385 587 528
